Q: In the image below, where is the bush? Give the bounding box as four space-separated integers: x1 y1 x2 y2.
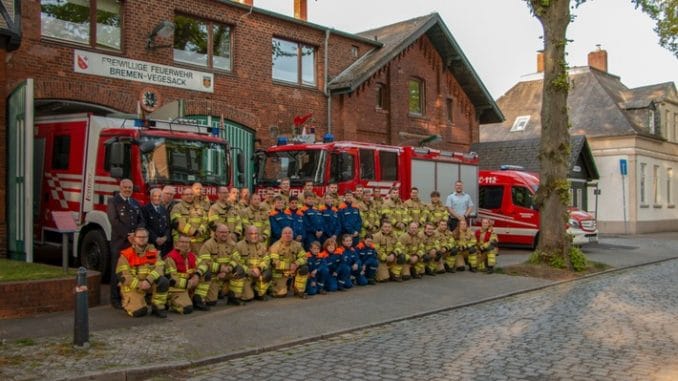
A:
569 246 588 272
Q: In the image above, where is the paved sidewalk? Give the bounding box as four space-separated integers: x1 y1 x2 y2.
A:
0 233 676 381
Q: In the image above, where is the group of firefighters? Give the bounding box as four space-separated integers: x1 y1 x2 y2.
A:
108 178 499 318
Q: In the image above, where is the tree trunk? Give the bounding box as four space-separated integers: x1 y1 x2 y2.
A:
529 0 573 265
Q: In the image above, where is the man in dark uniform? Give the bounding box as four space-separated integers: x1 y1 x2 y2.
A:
107 178 145 309
143 188 171 257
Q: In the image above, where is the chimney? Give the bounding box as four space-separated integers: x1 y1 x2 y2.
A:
536 50 544 73
588 46 608 72
234 0 253 5
294 0 308 21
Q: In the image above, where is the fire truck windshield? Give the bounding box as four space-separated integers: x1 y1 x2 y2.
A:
257 149 326 186
140 137 229 186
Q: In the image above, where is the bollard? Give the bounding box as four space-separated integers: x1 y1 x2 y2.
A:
73 267 90 348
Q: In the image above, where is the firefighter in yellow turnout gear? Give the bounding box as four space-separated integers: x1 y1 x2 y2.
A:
382 187 410 233
453 220 478 272
235 225 272 301
476 218 499 273
198 224 244 307
240 193 271 244
171 188 210 254
209 186 243 241
372 220 403 282
419 222 443 276
399 222 425 279
403 187 427 226
164 234 203 314
269 227 309 298
115 228 169 318
426 191 449 227
436 220 457 273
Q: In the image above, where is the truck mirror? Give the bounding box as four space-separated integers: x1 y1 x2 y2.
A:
237 152 245 173
139 141 156 154
110 142 126 166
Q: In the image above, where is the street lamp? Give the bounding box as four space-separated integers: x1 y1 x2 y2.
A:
146 20 175 50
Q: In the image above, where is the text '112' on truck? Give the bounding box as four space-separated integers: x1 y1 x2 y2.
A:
254 135 480 207
35 114 244 275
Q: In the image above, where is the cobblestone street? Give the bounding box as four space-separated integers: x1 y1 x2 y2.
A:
172 260 678 381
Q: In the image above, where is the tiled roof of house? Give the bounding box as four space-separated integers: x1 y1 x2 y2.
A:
328 13 503 124
480 67 677 142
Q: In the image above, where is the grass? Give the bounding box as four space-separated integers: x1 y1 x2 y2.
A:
0 258 76 283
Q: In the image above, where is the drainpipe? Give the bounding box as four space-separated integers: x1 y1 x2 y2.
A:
324 28 332 134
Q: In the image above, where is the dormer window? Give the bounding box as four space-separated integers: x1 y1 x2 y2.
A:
649 110 656 134
510 115 530 132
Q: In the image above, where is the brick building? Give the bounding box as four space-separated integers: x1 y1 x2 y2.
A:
2 0 501 257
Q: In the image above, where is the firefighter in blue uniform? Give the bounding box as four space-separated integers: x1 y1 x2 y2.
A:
143 188 171 257
356 234 379 285
269 195 292 244
319 194 341 244
285 195 305 244
337 191 362 246
302 192 325 250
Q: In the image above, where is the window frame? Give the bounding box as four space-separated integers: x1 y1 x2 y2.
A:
359 149 376 180
479 185 504 210
653 164 661 205
52 135 71 170
40 0 122 51
446 97 454 123
407 78 425 116
378 150 398 181
375 83 387 110
640 162 647 205
173 14 232 72
272 37 316 87
667 168 673 206
511 115 531 132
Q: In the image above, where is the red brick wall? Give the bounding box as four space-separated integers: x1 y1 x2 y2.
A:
0 271 101 319
333 35 477 152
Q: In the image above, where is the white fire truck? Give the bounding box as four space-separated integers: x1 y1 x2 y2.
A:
34 114 242 274
254 137 479 205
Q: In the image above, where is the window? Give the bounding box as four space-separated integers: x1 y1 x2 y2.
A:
329 152 354 183
640 162 647 204
351 45 359 58
649 110 656 134
479 186 503 210
104 141 131 179
667 168 673 205
511 115 531 132
674 113 678 143
174 15 231 71
375 83 387 110
408 78 424 115
359 149 376 180
52 136 71 170
446 97 454 123
272 38 316 86
666 110 671 140
653 165 660 204
41 0 121 50
512 186 534 209
379 151 398 181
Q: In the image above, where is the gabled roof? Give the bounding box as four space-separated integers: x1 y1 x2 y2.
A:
480 67 677 142
471 135 599 181
328 13 503 124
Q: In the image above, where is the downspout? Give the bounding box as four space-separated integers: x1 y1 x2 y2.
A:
324 28 332 134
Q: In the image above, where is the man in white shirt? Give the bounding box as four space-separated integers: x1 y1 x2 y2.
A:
445 181 474 231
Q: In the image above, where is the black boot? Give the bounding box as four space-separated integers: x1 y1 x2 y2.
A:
151 305 167 318
192 295 210 311
228 292 246 306
487 267 494 274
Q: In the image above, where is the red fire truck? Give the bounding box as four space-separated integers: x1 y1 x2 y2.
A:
34 114 242 274
254 137 479 205
476 169 598 248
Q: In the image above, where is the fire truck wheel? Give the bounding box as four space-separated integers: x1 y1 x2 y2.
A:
79 229 110 278
531 233 540 251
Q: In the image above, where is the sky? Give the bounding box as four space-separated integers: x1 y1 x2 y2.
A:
254 0 677 99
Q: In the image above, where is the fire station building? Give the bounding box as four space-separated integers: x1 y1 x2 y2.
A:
1 0 502 257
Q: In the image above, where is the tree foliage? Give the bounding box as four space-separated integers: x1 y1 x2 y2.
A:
633 0 678 58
